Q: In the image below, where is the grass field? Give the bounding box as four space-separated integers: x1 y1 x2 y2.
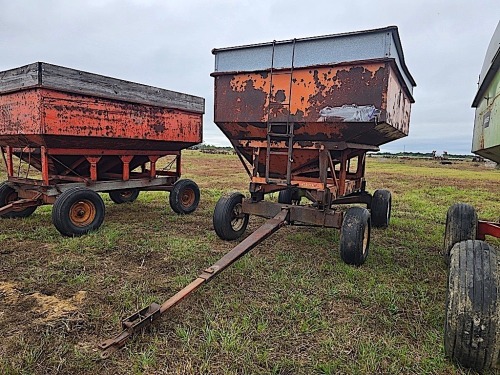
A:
0 151 499 375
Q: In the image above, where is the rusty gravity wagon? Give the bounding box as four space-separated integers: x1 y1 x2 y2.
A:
0 62 204 236
100 26 417 357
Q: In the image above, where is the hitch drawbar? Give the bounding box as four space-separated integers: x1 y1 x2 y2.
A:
98 209 289 358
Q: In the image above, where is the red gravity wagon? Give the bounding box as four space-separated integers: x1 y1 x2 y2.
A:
0 62 204 236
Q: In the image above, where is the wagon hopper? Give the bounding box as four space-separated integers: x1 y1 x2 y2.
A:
100 27 417 357
210 26 416 251
0 62 204 236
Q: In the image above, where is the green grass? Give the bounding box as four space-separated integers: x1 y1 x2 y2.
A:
0 152 498 374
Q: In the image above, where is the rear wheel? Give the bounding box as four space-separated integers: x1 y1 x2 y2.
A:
444 240 499 372
278 188 301 205
169 179 200 214
109 189 139 204
443 203 477 262
340 207 371 266
213 192 249 241
371 189 391 228
0 183 37 218
52 187 105 236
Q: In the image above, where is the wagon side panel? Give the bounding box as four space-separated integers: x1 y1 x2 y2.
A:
39 89 202 149
0 90 43 146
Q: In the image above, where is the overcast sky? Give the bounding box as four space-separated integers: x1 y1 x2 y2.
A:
1 1 498 154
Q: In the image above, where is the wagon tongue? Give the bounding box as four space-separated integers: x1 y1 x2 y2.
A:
98 209 290 358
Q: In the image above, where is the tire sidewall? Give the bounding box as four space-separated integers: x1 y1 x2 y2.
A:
170 179 200 214
340 207 371 266
0 183 37 218
213 192 249 241
371 189 391 228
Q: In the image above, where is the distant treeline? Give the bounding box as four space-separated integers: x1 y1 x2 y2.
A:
189 144 233 151
373 151 476 159
191 145 477 159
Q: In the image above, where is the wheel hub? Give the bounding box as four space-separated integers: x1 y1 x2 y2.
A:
70 200 96 227
181 189 195 207
231 203 245 231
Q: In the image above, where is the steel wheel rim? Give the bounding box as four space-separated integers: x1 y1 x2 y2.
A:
69 200 96 227
180 188 195 207
120 190 134 199
231 203 245 231
362 224 369 255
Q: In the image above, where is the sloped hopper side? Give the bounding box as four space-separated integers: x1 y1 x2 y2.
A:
214 60 412 145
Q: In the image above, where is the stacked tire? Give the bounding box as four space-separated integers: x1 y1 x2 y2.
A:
443 203 500 373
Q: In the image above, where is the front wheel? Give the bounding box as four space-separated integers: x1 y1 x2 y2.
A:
213 192 249 241
444 240 499 372
0 183 37 218
339 207 371 266
169 179 200 214
52 187 105 236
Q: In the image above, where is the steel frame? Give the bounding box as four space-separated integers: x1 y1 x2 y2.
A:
477 220 500 240
233 140 378 220
0 145 182 213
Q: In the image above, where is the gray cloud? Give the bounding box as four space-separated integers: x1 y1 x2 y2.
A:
1 0 498 154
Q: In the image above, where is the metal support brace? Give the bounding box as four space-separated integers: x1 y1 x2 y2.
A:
98 209 290 358
477 220 500 240
120 155 133 181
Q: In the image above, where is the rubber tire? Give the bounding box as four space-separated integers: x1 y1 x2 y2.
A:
340 207 371 266
213 192 249 241
278 188 301 205
0 183 37 218
444 240 499 372
52 187 105 237
371 189 391 228
109 189 139 204
169 179 200 214
444 203 477 262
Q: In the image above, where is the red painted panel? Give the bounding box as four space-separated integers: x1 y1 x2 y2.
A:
0 88 202 150
40 89 202 143
0 90 42 136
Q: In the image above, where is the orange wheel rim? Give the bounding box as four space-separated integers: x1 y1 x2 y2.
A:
180 189 195 207
69 200 96 227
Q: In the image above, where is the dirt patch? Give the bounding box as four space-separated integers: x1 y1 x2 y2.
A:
0 281 20 304
0 281 86 323
30 290 86 323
